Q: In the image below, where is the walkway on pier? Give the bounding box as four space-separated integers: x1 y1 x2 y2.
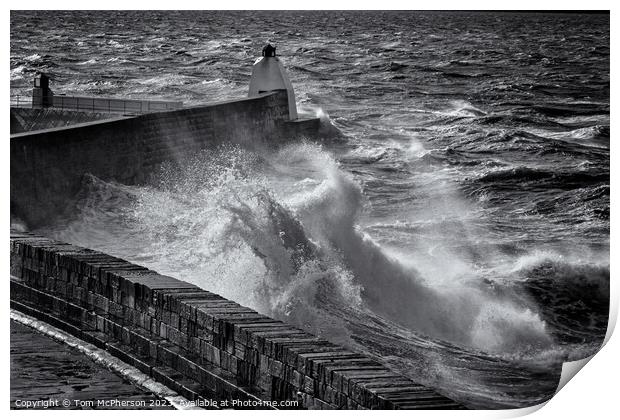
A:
10 321 172 410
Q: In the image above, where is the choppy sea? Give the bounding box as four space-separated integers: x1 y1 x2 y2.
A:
10 11 610 409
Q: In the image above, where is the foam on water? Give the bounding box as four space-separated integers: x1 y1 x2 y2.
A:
12 10 608 409
29 143 579 408
43 144 556 358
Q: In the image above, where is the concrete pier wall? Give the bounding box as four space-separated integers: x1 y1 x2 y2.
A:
10 91 319 228
10 230 463 410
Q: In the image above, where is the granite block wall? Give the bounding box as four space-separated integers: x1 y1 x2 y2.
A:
10 230 463 410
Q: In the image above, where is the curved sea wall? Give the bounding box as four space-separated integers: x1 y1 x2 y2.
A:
10 90 319 228
10 230 463 410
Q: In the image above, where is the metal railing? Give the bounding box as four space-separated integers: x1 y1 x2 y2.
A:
10 95 32 108
10 94 183 114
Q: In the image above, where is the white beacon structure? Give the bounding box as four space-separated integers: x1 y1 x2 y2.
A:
249 44 298 121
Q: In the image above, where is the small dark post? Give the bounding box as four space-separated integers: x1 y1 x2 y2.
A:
32 73 53 108
262 44 276 57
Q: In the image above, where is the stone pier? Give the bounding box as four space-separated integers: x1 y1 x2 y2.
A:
10 230 464 410
10 90 320 228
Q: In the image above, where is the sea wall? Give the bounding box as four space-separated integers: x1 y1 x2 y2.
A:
10 230 463 410
10 90 319 228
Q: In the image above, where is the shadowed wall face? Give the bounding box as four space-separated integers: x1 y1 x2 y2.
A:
10 91 296 228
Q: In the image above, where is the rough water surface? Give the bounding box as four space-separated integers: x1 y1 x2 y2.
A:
10 11 609 409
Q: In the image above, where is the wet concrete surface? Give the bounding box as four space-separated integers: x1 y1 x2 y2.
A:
10 321 173 410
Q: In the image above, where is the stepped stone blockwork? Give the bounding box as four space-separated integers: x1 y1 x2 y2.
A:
10 230 464 410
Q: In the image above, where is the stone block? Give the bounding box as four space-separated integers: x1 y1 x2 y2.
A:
201 341 221 366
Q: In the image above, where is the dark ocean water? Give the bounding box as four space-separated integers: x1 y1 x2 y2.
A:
10 11 610 409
